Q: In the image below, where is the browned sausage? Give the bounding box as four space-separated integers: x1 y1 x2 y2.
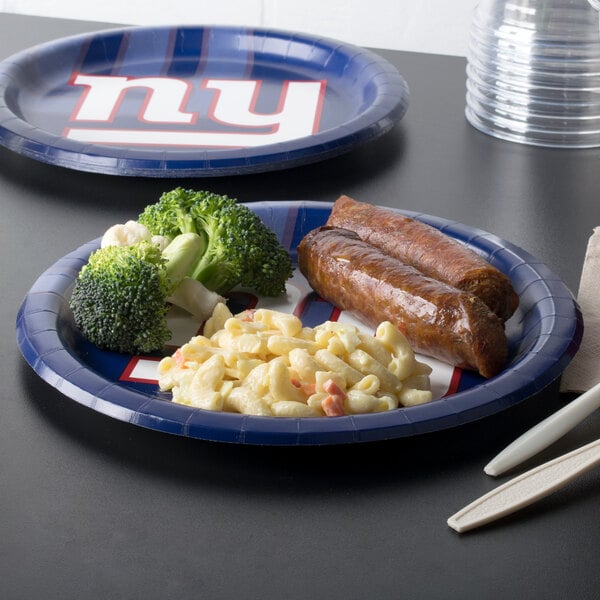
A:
297 226 508 378
326 195 519 321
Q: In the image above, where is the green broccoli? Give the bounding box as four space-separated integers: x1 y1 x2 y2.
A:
70 233 222 354
138 188 293 296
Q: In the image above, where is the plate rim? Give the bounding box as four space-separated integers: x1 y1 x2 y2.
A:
0 24 409 177
15 200 584 445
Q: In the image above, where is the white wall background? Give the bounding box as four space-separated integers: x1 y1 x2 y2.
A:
0 0 480 56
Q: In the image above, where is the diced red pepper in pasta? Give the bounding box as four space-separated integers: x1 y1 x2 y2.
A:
291 378 317 397
239 309 257 322
323 379 345 398
173 348 186 368
322 394 345 417
322 379 346 416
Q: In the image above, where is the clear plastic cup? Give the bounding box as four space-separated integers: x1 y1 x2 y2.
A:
465 0 600 147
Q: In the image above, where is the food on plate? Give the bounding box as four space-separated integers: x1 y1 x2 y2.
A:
100 219 170 250
70 188 293 354
70 234 224 354
297 226 508 378
138 187 293 296
157 304 433 417
326 195 519 321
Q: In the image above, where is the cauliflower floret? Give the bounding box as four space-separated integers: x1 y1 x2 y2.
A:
101 220 170 250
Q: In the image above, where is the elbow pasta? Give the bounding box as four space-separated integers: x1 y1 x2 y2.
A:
157 304 433 417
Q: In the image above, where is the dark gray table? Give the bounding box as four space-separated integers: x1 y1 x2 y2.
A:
1 13 599 600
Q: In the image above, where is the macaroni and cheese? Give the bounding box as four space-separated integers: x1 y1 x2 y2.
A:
158 304 433 417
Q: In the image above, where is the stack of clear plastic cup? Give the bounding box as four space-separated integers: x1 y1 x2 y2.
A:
465 0 600 148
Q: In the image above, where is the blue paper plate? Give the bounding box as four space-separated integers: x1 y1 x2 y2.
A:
16 201 583 445
0 25 408 177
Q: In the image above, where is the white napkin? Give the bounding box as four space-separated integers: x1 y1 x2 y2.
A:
560 226 600 393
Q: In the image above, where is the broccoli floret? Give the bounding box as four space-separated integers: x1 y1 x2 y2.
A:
136 189 195 240
70 233 222 354
70 242 172 354
138 188 293 296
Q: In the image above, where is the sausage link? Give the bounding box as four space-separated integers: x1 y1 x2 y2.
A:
326 195 519 321
297 226 508 378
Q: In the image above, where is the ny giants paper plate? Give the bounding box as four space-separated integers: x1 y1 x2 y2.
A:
0 26 409 176
16 202 583 445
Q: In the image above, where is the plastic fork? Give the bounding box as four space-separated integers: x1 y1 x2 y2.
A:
484 381 600 477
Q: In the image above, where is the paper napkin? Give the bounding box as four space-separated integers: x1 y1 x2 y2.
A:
560 226 600 393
